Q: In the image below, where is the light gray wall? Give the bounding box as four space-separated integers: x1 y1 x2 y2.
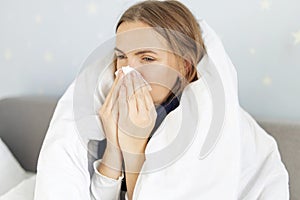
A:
0 0 299 121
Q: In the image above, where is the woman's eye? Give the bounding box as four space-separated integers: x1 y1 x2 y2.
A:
142 57 155 62
116 55 126 59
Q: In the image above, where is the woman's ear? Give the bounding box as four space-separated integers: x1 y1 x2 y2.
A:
183 56 192 77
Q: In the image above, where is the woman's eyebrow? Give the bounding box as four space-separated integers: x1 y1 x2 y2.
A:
114 47 158 55
134 50 158 55
114 47 125 54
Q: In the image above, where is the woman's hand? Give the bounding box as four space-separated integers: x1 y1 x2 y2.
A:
97 70 125 179
117 71 157 154
98 70 124 150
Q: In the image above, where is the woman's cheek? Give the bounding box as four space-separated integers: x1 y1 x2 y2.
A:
138 66 175 104
149 84 169 105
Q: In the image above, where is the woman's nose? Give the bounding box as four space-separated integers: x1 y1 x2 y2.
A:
125 56 139 68
117 52 140 69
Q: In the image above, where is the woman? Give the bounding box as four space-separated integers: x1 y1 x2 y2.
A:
35 1 289 200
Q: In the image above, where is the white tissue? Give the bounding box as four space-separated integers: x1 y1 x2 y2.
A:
114 65 152 90
114 65 135 76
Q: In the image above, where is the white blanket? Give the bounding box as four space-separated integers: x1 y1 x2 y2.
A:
0 175 36 200
34 19 289 200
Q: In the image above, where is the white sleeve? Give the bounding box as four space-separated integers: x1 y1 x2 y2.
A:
91 159 124 200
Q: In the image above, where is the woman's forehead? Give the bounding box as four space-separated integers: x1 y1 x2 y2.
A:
115 27 170 54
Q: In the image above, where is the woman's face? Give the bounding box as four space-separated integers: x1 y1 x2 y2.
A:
115 21 186 105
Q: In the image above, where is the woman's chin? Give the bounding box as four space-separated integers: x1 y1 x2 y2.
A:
151 93 169 106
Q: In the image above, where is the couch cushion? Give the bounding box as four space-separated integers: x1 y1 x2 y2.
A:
0 96 58 172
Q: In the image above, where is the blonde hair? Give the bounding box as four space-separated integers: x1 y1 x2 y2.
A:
114 0 206 83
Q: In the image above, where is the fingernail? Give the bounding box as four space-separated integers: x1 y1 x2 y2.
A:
119 69 124 76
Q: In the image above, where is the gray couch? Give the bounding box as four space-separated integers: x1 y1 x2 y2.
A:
0 96 299 199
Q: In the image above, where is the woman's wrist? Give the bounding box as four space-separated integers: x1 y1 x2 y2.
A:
97 143 123 179
104 143 123 166
119 134 148 154
122 150 146 174
106 142 122 155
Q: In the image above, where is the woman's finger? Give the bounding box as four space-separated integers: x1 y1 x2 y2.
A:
124 73 137 113
140 81 157 122
142 85 154 111
105 70 124 110
135 71 154 111
118 84 128 119
132 71 147 112
111 93 119 125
